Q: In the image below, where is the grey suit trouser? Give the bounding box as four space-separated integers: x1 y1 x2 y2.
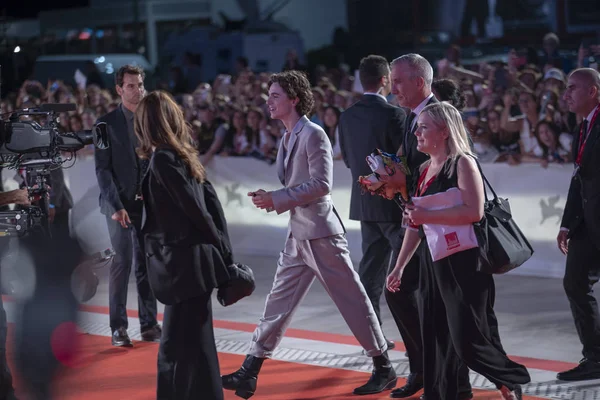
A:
248 232 388 358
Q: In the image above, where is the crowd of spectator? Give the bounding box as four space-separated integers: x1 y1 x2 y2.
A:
0 32 596 169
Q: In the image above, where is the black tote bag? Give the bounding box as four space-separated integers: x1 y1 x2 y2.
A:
474 162 534 274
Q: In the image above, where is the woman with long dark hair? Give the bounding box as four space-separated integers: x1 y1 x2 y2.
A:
134 90 227 400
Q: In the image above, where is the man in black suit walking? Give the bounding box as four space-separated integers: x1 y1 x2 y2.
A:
338 55 406 349
385 54 473 399
95 65 160 347
557 68 600 382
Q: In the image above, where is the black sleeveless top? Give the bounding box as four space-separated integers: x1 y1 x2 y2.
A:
412 157 460 199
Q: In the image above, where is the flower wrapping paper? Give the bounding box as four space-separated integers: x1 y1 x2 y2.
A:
358 149 411 197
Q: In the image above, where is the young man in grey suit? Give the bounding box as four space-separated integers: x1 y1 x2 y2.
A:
221 70 397 399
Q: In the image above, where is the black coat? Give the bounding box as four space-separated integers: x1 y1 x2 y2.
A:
94 107 142 216
338 94 407 221
561 111 600 245
141 147 229 305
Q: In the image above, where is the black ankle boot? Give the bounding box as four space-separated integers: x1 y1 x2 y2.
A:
221 355 265 399
353 351 397 395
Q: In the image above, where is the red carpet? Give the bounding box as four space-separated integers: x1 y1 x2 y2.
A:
6 331 545 399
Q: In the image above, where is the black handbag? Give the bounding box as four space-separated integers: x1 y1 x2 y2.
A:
217 263 256 307
474 163 534 274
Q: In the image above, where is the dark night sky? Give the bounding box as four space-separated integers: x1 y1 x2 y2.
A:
3 0 89 18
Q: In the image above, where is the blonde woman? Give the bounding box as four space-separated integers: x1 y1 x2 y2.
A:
382 102 530 400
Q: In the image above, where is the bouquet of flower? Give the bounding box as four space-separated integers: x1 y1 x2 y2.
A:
358 149 411 200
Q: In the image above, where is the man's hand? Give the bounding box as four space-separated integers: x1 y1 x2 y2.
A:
557 229 569 255
378 171 407 192
112 209 131 228
248 189 274 211
0 188 31 206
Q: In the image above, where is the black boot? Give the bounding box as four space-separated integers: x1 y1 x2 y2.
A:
353 351 397 395
221 355 265 399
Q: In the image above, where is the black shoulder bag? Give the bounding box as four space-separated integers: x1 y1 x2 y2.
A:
474 162 534 274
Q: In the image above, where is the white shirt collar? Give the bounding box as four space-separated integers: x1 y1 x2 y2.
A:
410 93 434 129
412 93 434 116
585 103 600 123
363 92 388 102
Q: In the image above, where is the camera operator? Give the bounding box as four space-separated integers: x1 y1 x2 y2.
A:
0 186 37 400
94 65 160 347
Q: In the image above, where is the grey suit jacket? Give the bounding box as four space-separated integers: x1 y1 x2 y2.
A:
271 116 345 241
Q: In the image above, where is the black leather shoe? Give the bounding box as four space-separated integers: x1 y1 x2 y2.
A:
389 373 423 398
353 353 397 395
141 324 162 342
222 355 265 399
112 327 132 347
386 339 396 350
557 358 600 381
420 391 473 400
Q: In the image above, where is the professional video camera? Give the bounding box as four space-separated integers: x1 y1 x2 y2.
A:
0 103 109 237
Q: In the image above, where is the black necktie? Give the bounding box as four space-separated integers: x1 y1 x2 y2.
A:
404 112 417 156
582 119 589 141
407 112 417 131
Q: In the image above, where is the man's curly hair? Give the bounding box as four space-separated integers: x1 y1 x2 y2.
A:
268 70 314 117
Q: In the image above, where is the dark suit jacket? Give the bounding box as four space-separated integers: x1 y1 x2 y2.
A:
403 96 438 184
561 112 600 245
338 94 407 221
141 147 229 305
94 107 141 216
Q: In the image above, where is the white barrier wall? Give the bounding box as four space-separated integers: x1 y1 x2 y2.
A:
195 158 572 279
7 156 571 279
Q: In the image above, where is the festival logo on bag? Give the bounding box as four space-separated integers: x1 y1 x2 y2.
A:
445 232 460 250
